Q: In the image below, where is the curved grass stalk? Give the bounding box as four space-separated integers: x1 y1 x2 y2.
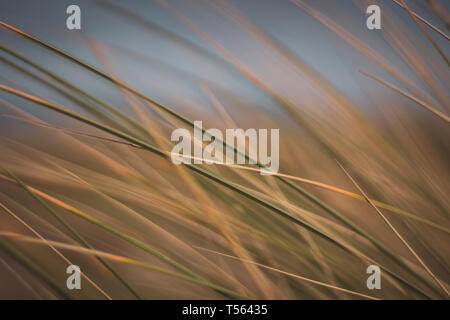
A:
391 0 450 41
399 0 449 66
360 70 450 123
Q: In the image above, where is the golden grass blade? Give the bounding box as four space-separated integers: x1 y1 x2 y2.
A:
359 70 450 123
0 235 71 299
392 0 450 41
337 160 449 297
424 0 450 30
194 246 380 300
399 0 449 66
0 232 253 299
0 200 112 299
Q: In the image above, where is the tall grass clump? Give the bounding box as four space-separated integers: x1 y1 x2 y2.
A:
0 0 448 299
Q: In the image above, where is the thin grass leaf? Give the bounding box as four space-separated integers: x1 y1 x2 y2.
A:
359 70 450 123
337 160 449 297
0 235 72 299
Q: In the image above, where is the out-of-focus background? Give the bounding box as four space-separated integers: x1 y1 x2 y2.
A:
0 0 449 299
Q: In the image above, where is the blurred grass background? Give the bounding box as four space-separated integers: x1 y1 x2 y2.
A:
0 0 448 299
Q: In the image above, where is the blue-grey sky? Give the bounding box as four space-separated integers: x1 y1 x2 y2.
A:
0 0 448 120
